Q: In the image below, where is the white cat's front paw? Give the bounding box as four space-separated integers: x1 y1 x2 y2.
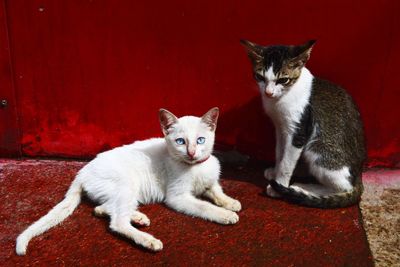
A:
266 184 281 198
143 237 163 252
216 211 239 225
224 199 242 212
264 167 275 181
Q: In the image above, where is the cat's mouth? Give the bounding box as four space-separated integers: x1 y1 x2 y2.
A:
265 91 275 98
195 156 210 164
184 156 210 165
265 90 281 99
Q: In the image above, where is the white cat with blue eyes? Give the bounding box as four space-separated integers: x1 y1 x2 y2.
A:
16 107 241 256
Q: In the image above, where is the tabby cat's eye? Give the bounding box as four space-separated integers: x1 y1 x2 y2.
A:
197 137 206 144
175 138 185 145
254 73 265 82
276 78 290 85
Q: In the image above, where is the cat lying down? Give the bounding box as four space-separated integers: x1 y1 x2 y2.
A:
16 107 241 255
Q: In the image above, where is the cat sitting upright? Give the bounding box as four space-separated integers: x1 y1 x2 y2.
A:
241 39 366 208
16 107 241 255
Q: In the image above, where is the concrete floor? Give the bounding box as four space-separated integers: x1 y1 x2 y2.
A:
0 158 378 266
360 169 400 267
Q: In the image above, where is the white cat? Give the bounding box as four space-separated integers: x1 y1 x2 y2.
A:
16 107 241 255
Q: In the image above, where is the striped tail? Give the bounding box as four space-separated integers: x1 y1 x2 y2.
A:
269 179 363 209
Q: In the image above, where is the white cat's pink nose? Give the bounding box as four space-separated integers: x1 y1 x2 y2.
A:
187 148 196 159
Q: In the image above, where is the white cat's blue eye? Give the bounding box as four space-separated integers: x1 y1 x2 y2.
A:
197 137 206 144
175 138 185 145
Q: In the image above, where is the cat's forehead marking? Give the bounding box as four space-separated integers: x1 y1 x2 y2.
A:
265 66 276 81
256 66 276 81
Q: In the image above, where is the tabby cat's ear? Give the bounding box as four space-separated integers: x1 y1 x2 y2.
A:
159 109 178 135
288 40 316 69
201 107 219 132
240 39 264 65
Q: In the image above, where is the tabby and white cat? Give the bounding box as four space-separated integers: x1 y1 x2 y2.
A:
16 107 241 255
241 39 366 208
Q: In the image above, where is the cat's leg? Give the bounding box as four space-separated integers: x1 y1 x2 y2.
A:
108 194 162 251
94 204 108 217
266 137 303 198
202 183 241 212
304 151 353 193
131 211 150 227
166 194 239 225
293 151 353 197
264 128 283 180
290 182 337 196
94 203 150 226
311 166 353 193
110 215 162 251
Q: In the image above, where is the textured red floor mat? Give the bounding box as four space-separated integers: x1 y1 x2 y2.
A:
0 159 373 266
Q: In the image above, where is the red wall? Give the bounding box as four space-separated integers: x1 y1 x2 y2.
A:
1 0 400 167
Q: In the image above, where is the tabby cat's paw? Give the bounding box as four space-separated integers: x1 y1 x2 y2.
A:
224 199 242 212
264 168 275 181
266 184 281 198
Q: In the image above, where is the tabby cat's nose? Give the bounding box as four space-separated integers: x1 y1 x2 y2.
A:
265 86 274 98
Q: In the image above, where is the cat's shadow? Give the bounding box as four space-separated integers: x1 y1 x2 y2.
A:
217 157 318 203
215 95 275 164
219 160 269 189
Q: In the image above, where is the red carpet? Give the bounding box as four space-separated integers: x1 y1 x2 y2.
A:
0 159 373 266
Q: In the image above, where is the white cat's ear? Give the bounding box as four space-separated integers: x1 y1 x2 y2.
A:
240 39 264 64
201 107 219 131
289 40 316 68
159 109 178 135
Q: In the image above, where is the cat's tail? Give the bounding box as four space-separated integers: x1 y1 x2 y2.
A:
269 178 363 209
16 178 83 255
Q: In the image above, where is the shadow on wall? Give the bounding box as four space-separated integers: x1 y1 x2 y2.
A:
216 95 275 164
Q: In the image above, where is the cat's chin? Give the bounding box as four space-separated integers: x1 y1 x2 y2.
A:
182 156 210 165
264 94 283 100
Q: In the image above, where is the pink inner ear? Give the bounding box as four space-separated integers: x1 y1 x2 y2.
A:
160 115 171 129
159 110 177 133
202 108 219 130
209 112 218 123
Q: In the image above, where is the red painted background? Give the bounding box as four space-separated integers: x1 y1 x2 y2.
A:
1 0 399 167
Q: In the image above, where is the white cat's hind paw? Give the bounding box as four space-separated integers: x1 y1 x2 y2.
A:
266 184 281 198
131 212 150 227
94 205 108 217
264 167 275 181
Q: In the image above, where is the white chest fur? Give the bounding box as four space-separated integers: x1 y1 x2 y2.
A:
166 155 220 197
262 68 314 134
